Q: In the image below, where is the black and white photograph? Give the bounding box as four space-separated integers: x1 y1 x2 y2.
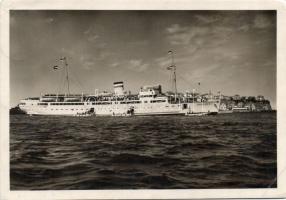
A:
1 0 286 199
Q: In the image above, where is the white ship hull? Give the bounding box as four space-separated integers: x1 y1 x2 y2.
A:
19 101 218 116
20 102 93 116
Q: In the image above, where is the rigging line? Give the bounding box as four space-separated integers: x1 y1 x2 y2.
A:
60 59 84 94
58 69 66 95
62 72 83 94
158 65 197 93
70 72 84 92
56 66 62 94
158 63 203 94
157 66 182 93
61 68 66 94
176 73 199 91
69 76 82 93
58 75 63 95
169 70 172 92
157 67 175 93
61 57 70 95
54 58 66 95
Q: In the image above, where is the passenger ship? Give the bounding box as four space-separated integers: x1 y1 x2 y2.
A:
18 56 219 116
19 82 219 116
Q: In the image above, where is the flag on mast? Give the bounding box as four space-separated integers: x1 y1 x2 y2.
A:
53 66 59 70
167 66 174 70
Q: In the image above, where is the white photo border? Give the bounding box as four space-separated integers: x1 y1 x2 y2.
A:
1 0 286 199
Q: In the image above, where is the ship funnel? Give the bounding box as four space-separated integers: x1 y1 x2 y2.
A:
113 81 124 96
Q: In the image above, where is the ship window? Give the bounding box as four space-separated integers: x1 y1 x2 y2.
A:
38 103 48 105
144 101 148 103
150 100 166 103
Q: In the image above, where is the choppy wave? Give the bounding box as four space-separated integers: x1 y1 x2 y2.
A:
10 112 276 189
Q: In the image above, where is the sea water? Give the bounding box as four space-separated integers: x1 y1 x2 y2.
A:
10 112 276 189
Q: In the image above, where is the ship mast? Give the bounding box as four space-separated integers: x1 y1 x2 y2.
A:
168 50 177 102
60 57 70 95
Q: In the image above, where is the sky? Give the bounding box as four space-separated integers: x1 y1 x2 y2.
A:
10 10 276 108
